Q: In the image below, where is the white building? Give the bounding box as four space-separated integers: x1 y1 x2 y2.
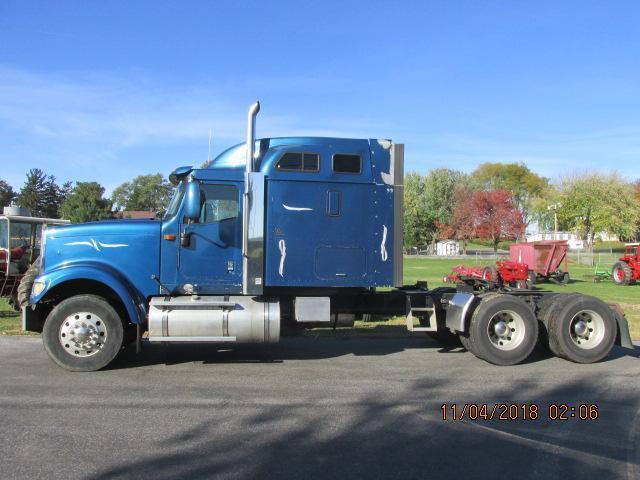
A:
435 240 460 256
526 232 584 250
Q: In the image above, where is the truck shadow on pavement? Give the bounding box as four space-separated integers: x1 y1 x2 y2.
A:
110 337 447 369
89 367 640 480
109 336 638 370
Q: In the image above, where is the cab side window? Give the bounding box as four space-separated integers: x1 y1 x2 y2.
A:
276 152 320 172
199 184 239 223
332 154 361 174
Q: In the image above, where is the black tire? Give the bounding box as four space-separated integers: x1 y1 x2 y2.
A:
482 265 499 284
467 295 538 365
458 332 476 354
528 270 537 285
17 258 40 308
612 262 633 286
546 294 616 363
42 295 124 372
535 293 578 350
559 271 570 284
427 328 462 347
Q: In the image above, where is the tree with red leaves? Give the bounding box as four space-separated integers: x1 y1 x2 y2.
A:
472 189 525 252
438 185 476 254
440 188 525 253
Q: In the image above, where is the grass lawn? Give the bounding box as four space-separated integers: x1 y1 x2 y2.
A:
0 298 30 336
1 257 638 339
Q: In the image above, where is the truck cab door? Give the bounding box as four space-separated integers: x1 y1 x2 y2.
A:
176 182 243 294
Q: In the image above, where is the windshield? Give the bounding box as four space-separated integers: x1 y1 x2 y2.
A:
10 222 35 249
163 181 186 220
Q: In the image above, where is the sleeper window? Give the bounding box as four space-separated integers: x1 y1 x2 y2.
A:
276 152 320 172
332 154 361 174
199 184 239 223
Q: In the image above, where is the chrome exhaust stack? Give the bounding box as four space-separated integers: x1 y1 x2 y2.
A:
246 101 260 173
242 101 265 295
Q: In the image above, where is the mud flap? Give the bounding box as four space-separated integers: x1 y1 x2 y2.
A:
609 303 634 349
22 305 43 333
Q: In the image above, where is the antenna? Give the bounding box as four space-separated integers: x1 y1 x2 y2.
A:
207 128 213 161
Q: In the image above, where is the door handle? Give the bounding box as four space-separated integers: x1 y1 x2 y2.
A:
180 232 192 247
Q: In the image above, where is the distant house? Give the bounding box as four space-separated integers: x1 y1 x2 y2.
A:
526 232 583 249
527 231 620 250
113 211 155 220
435 240 460 256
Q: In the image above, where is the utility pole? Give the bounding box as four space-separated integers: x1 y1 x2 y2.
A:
547 203 560 237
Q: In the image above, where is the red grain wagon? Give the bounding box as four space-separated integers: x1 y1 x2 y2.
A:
510 240 569 285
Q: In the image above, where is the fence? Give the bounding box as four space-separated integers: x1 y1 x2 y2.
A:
569 251 619 267
405 251 509 263
405 250 620 267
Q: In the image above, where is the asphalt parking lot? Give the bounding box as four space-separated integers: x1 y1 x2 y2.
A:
0 336 638 480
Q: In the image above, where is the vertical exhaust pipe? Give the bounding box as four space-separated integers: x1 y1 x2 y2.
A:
242 101 261 293
246 101 260 173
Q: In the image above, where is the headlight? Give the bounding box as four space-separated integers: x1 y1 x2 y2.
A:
31 281 46 297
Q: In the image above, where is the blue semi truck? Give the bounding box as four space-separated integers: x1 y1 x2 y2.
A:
21 102 633 371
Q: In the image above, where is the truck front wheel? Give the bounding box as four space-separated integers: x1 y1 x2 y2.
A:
467 295 538 365
42 295 124 372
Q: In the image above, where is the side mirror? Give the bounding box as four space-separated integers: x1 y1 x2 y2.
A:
183 181 201 222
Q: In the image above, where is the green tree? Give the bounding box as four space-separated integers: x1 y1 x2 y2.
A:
403 169 467 250
61 182 113 223
111 173 173 214
16 169 67 218
423 168 466 241
556 173 639 249
16 168 48 216
403 172 430 249
57 181 73 216
472 162 548 224
0 179 15 207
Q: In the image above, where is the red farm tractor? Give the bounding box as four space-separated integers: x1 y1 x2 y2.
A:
445 260 531 289
0 207 69 309
445 240 571 290
612 243 640 286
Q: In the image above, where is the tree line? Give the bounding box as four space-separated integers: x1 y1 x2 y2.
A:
2 165 638 251
405 163 639 252
0 169 172 223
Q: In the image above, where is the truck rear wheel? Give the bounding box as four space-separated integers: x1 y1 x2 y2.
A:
546 294 616 363
42 295 124 372
527 270 537 285
458 332 476 354
467 295 538 365
612 262 633 285
535 293 577 351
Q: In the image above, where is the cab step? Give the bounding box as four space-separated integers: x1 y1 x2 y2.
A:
405 297 437 332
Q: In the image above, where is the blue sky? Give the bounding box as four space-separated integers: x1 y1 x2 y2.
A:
1 0 639 193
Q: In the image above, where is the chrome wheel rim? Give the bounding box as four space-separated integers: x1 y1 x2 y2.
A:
487 310 526 351
59 312 107 357
569 310 605 349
